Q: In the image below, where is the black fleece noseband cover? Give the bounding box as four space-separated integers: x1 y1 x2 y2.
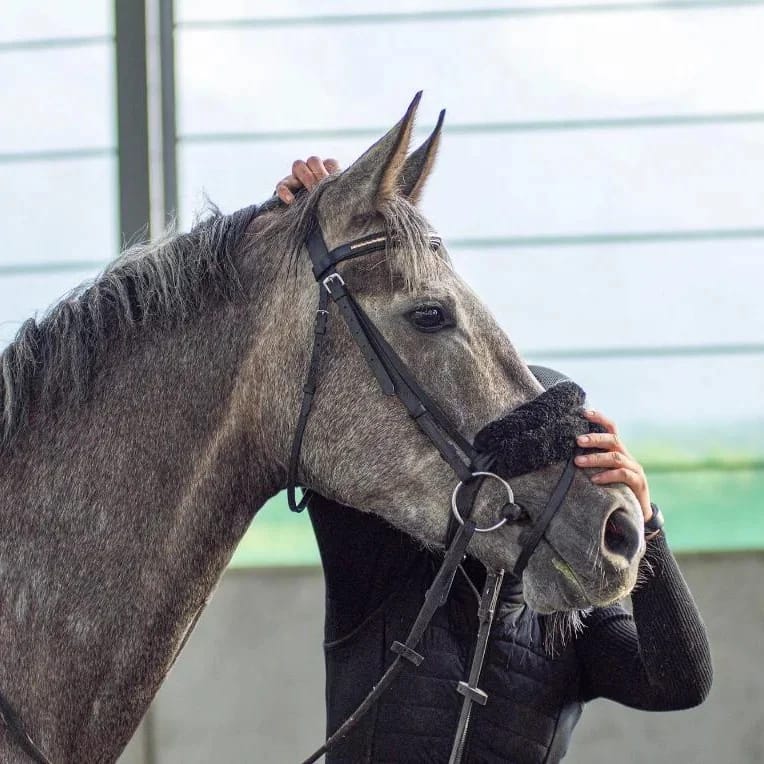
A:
474 380 606 478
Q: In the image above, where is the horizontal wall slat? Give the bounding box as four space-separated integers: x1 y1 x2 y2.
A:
0 158 117 266
0 148 114 164
0 261 106 277
0 35 113 53
178 126 764 239
3 5 113 45
177 1 764 30
180 111 764 144
528 345 764 360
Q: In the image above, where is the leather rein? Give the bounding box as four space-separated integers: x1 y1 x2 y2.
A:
288 223 578 763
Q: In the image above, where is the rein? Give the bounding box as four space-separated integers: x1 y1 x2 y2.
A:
288 223 579 763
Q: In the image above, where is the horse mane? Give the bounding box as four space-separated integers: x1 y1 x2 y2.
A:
1 182 446 451
0 203 259 450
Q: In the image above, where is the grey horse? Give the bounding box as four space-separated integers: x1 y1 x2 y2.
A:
0 95 643 762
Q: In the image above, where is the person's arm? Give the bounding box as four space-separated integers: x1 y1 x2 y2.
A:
576 529 712 709
572 410 712 709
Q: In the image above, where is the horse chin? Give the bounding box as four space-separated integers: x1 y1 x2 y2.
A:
523 574 591 615
524 563 639 614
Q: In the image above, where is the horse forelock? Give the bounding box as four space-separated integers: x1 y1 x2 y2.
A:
0 203 259 451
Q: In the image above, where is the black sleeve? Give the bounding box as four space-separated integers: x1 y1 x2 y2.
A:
576 532 713 710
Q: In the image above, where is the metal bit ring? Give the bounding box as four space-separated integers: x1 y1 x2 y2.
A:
451 471 515 533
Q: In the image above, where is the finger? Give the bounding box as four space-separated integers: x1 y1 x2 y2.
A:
575 450 641 473
590 467 646 493
324 158 341 174
576 432 628 454
306 155 330 181
292 159 319 191
281 175 304 191
583 409 618 435
275 181 295 205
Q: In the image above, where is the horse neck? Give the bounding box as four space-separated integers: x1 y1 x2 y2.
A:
0 288 291 761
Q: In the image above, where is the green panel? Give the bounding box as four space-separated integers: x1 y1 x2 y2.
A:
650 469 764 552
229 467 764 568
231 492 318 568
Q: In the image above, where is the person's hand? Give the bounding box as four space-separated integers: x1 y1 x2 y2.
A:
574 410 653 523
275 156 341 204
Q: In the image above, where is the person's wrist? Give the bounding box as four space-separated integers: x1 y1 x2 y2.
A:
644 502 664 540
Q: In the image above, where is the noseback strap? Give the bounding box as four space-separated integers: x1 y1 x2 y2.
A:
512 455 578 578
288 226 475 511
322 275 396 395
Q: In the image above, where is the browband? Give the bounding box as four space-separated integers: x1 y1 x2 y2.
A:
305 226 442 281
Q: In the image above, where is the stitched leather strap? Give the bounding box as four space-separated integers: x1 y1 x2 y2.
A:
287 286 330 512
449 568 504 764
289 227 476 510
512 455 578 578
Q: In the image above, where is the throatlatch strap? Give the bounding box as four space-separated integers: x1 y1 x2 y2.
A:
300 520 478 764
287 285 330 512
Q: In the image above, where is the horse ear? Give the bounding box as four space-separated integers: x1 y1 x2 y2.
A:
331 92 422 210
399 109 445 204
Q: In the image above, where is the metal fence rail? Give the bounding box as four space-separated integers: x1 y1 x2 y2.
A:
176 0 764 30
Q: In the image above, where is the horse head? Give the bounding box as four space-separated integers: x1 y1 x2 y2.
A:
253 94 644 613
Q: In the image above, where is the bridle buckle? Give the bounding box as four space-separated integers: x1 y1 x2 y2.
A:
322 272 345 293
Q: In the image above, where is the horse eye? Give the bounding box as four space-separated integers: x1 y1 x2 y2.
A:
407 304 453 333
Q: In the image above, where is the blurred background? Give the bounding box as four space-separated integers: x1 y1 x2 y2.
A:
1 1 762 761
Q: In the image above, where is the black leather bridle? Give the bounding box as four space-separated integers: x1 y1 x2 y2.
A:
0 223 578 764
289 222 579 763
287 225 482 514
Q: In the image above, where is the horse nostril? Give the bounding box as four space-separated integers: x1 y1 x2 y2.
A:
603 508 641 563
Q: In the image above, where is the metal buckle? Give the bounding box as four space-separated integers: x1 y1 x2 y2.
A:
451 471 514 533
322 272 345 293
